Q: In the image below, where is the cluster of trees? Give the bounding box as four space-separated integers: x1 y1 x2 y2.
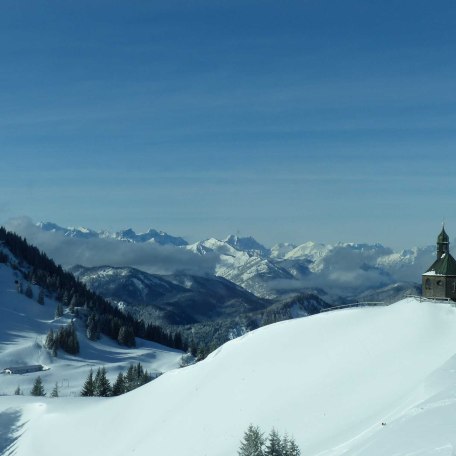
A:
238 425 301 456
16 278 45 305
81 363 156 397
45 322 80 355
22 377 59 397
0 227 188 352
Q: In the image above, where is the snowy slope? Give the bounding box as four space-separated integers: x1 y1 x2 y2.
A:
4 298 456 456
0 263 183 398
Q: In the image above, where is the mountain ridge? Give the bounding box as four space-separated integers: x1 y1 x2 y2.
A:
31 220 433 302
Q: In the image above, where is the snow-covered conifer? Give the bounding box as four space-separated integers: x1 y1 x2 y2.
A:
30 376 46 396
112 372 126 396
264 428 282 456
94 367 111 397
51 382 59 398
81 369 95 397
238 424 265 456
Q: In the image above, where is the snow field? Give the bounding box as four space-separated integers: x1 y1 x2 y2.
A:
3 297 456 456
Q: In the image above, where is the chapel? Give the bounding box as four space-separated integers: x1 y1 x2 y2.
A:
422 226 456 300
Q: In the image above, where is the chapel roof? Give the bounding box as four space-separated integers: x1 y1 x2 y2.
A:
424 252 456 276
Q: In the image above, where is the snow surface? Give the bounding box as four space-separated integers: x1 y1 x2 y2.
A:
0 263 183 399
3 298 456 455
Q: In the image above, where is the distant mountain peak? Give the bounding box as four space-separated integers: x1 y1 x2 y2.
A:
224 234 269 256
36 221 188 246
114 228 188 246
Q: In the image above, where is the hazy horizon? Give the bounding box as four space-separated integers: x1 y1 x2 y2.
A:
2 1 455 249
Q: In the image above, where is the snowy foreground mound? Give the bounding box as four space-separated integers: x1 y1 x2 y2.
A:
4 298 456 456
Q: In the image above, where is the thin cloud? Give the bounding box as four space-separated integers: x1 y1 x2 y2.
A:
4 217 217 276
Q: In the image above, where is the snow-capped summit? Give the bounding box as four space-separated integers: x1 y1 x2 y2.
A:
269 242 297 259
224 235 270 257
36 222 188 246
111 228 188 246
37 221 99 239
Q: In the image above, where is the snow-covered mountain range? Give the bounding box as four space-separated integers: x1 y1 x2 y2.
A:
33 221 434 302
37 222 188 246
69 265 270 326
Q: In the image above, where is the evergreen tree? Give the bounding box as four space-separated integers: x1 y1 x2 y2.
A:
111 372 126 396
0 251 8 263
125 364 136 392
69 294 78 313
25 283 33 299
14 386 22 395
264 429 282 456
94 367 111 397
117 325 136 347
81 369 95 397
37 288 45 305
287 438 300 456
57 322 80 355
45 328 58 356
62 290 70 306
281 434 290 456
30 376 46 396
50 382 59 398
86 313 99 341
55 302 64 318
238 424 265 456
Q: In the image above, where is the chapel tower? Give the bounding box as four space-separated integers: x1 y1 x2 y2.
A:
422 226 456 300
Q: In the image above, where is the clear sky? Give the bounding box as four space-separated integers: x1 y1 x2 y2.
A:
1 0 456 249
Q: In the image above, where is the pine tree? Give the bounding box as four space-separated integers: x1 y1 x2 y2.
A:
69 294 78 313
25 283 33 299
50 382 59 398
125 364 136 392
81 369 95 397
238 424 265 456
264 428 282 456
30 376 46 396
111 372 126 396
55 302 64 318
117 325 135 347
94 367 111 397
14 386 22 395
281 434 290 456
37 288 45 305
287 438 300 456
86 313 99 341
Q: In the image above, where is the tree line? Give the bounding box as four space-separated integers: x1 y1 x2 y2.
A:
81 362 156 397
0 226 187 352
238 425 301 456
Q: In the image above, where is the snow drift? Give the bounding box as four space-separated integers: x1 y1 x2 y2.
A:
4 298 456 456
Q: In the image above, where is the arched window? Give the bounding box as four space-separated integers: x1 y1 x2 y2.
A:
425 278 431 290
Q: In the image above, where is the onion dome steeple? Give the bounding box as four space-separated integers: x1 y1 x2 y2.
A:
437 225 450 258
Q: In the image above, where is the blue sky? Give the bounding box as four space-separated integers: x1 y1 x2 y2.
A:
1 0 456 248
